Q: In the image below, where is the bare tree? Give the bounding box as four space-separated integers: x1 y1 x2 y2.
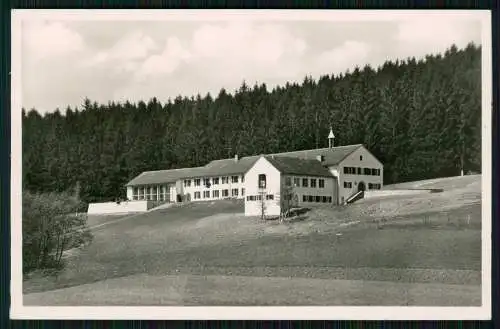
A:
278 184 296 223
259 189 267 220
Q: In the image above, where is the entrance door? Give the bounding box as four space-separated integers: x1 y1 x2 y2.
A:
358 181 366 192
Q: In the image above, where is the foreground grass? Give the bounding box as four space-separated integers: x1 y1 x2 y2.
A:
24 203 481 295
23 176 483 305
24 273 481 306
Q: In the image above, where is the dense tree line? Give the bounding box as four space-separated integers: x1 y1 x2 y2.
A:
22 43 482 203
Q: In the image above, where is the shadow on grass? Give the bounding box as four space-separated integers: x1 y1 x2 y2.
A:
265 208 312 223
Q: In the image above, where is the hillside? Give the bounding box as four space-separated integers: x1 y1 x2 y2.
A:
22 43 481 203
24 175 482 306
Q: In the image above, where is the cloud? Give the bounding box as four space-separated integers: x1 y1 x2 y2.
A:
20 18 482 114
137 36 192 78
315 40 371 74
23 21 85 61
394 19 480 59
83 31 158 73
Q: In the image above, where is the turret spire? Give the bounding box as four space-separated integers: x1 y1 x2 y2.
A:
328 127 335 148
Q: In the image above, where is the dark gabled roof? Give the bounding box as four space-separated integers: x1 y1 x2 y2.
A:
267 144 363 167
125 167 206 186
264 156 334 178
126 144 363 186
188 156 260 178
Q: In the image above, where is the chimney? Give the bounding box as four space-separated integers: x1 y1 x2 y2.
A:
316 155 325 162
234 154 239 162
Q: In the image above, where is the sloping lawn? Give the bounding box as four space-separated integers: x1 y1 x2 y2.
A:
24 203 481 294
23 176 483 306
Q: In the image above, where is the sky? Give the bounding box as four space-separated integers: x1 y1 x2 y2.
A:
19 11 483 114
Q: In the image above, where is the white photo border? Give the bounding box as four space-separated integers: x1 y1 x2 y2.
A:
10 9 493 320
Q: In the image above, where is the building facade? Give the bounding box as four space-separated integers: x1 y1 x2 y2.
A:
125 129 384 213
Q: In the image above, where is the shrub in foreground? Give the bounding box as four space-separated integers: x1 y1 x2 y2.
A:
22 190 92 274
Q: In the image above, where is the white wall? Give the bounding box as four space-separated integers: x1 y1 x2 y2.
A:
244 157 282 217
282 175 338 207
87 200 154 215
126 186 133 200
334 146 384 204
181 174 246 202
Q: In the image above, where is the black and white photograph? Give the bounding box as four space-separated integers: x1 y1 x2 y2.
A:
10 10 492 320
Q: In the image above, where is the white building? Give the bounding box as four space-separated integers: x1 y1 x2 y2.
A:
125 129 384 214
244 155 337 216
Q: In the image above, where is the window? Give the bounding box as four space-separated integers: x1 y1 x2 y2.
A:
266 194 274 200
194 179 201 186
285 177 292 186
322 196 328 203
212 190 220 198
320 155 325 162
232 188 239 197
232 176 239 183
360 155 363 161
241 188 245 196
222 189 229 197
363 168 371 175
315 196 321 202
213 177 219 185
371 168 376 176
222 176 228 184
139 187 145 200
302 178 308 187
357 167 361 175
303 195 307 202
203 191 210 198
258 174 267 189
293 178 301 187
344 182 352 188
241 175 245 183
310 179 317 188
308 195 314 202
184 179 191 187
377 169 381 176
194 192 201 199
328 197 332 203
344 167 357 174
319 179 325 188
160 186 167 201
133 187 138 200
204 178 210 187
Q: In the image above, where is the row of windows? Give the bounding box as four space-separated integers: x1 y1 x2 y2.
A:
132 185 170 201
194 188 245 200
343 182 382 190
258 174 328 190
303 195 333 203
285 177 325 188
247 194 275 201
246 194 332 203
257 174 329 190
343 167 381 176
368 183 382 190
184 175 243 187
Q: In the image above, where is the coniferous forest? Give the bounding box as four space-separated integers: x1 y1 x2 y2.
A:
22 43 482 203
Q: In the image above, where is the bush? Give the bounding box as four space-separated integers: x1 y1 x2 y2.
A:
22 190 93 274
